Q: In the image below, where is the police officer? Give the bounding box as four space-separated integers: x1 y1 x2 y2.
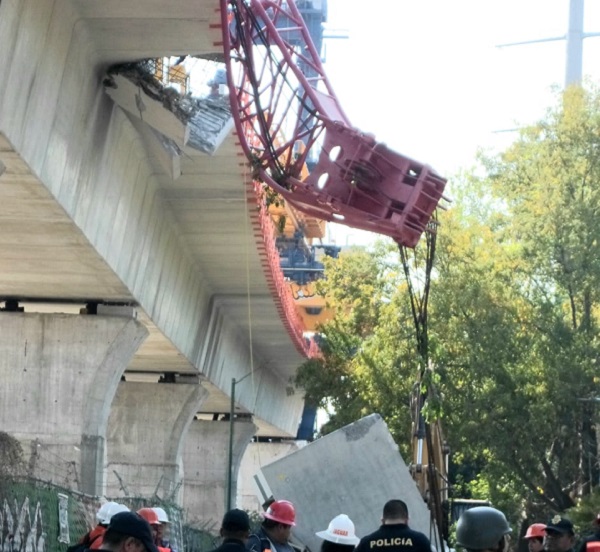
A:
455 506 512 552
354 500 430 552
544 517 576 552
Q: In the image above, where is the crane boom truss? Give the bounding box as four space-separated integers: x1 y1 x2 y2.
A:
221 0 448 247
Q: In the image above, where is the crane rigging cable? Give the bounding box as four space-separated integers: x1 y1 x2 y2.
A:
399 213 448 550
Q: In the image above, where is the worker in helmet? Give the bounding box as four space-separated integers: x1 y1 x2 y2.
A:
543 517 576 552
137 508 162 547
208 509 252 552
69 502 130 552
524 524 546 552
152 507 176 552
455 506 512 552
355 500 431 552
246 500 297 552
316 514 360 552
96 511 159 552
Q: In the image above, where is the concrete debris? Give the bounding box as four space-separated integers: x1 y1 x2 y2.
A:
105 60 234 155
187 96 234 155
106 61 198 123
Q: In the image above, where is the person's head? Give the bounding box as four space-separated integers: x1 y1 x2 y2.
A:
544 517 575 552
524 524 546 552
221 509 251 543
455 506 512 552
102 512 159 552
97 502 131 527
152 508 169 541
137 508 160 541
262 500 296 544
316 514 359 552
382 500 409 525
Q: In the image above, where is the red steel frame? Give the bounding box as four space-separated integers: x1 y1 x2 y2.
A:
221 0 448 247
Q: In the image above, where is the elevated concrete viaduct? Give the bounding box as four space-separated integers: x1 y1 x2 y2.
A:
0 0 308 522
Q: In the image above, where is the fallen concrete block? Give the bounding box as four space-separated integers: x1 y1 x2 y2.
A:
256 414 436 552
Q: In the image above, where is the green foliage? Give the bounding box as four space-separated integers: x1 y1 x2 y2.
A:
295 84 600 524
0 431 26 480
295 244 419 457
567 490 600 538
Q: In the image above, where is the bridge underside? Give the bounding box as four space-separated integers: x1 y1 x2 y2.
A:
0 0 309 517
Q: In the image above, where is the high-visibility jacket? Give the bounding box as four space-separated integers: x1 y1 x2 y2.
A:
89 526 107 550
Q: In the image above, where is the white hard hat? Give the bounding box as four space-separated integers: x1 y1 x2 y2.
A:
316 514 360 546
153 507 169 524
96 502 130 525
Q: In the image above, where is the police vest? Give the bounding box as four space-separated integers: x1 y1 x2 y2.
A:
369 538 414 549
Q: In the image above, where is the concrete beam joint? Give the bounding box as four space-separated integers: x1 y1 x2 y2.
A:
97 305 137 319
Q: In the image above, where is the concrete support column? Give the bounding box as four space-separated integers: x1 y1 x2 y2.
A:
182 418 257 527
106 381 207 503
0 312 148 495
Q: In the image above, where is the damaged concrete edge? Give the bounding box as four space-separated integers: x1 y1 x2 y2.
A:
105 60 200 124
104 59 234 155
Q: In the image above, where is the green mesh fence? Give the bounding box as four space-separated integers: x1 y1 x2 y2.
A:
0 478 95 552
0 478 218 552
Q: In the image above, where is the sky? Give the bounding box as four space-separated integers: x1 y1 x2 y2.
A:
321 0 600 245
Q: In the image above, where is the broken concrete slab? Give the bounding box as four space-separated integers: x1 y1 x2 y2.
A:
105 73 191 149
255 414 436 552
104 63 234 156
186 96 234 155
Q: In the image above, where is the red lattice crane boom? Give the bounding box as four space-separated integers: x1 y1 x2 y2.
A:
221 0 448 247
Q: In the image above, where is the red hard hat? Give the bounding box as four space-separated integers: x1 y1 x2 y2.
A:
524 524 546 539
263 500 296 526
137 507 160 526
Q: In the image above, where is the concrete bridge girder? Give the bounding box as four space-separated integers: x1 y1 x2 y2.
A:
0 0 308 507
0 0 305 434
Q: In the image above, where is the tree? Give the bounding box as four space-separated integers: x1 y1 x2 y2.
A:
430 84 600 520
295 244 419 458
295 84 600 523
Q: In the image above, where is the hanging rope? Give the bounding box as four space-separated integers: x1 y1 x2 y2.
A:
398 213 446 551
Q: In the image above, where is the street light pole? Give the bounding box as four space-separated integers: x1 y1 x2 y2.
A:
226 376 236 511
226 369 259 511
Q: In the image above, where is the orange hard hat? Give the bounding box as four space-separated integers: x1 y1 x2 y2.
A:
263 500 296 526
137 507 160 526
524 524 546 539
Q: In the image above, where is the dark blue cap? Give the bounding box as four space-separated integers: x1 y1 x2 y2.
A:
545 516 574 535
109 511 159 552
222 509 251 532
